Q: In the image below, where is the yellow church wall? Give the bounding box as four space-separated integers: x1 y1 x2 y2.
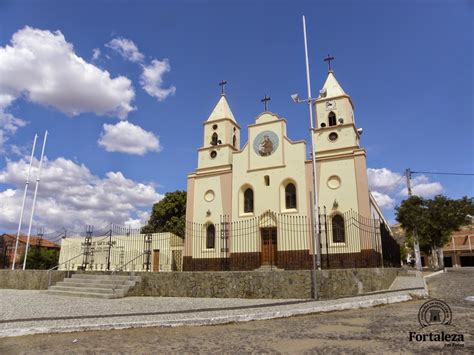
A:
198 145 234 168
315 96 354 128
231 126 311 252
313 124 359 153
184 176 195 257
189 172 230 259
317 156 362 253
247 118 285 171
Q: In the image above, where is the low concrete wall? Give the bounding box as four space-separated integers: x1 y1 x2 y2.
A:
0 268 406 299
0 270 73 290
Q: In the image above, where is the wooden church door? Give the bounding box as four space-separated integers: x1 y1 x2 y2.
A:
261 228 277 265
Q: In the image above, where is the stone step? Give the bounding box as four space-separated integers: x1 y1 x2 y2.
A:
50 285 124 294
46 290 121 299
71 274 141 282
63 278 134 286
60 281 131 288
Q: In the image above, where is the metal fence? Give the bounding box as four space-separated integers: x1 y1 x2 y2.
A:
183 210 400 271
57 225 184 272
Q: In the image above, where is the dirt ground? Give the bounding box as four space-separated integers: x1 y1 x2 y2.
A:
1 269 473 354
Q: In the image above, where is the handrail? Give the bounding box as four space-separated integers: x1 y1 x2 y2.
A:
47 251 84 287
110 251 148 294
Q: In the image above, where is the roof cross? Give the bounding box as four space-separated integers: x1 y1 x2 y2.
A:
261 95 271 111
219 80 227 95
324 54 335 71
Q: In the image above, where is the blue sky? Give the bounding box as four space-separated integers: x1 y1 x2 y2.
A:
0 0 472 233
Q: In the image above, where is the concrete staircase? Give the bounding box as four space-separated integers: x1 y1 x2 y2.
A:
47 273 141 299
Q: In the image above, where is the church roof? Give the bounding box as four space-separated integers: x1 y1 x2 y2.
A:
320 71 347 99
207 95 236 122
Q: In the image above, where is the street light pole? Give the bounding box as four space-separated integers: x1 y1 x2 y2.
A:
291 16 323 299
303 16 322 272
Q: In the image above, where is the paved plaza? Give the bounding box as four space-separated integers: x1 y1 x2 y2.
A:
0 268 472 353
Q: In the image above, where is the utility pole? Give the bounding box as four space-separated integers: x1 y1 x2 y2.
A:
406 168 422 271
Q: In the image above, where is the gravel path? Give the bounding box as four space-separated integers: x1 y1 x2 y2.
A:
0 268 472 353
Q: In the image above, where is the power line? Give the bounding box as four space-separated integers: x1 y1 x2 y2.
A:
411 171 474 176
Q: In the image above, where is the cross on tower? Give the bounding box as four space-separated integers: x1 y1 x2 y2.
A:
324 54 335 71
219 80 227 95
261 95 271 111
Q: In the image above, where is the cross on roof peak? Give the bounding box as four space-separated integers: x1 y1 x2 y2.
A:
261 95 271 111
219 80 227 95
324 54 335 72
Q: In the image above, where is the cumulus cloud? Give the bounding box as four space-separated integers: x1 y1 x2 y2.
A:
367 168 404 193
0 156 163 231
106 37 144 63
368 167 444 210
0 26 135 119
140 59 176 101
398 175 443 197
371 191 396 209
98 121 161 155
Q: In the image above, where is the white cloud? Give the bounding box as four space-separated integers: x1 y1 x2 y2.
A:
106 37 144 63
92 48 101 61
0 156 163 231
367 168 403 193
368 167 444 210
0 110 27 153
140 59 176 101
371 191 396 209
98 121 161 155
398 175 443 197
0 26 135 119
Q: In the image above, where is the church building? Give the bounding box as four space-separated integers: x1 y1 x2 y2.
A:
183 68 395 271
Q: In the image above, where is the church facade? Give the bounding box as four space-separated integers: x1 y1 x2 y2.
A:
183 70 395 271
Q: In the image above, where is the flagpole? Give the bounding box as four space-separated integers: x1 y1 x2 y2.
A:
302 16 322 302
12 134 38 269
23 131 48 270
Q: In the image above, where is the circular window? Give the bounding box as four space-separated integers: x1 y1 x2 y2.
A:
212 124 218 130
321 122 326 128
327 175 341 190
328 132 338 142
210 150 217 158
204 190 215 202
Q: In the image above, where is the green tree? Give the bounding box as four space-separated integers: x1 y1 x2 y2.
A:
396 195 474 268
142 190 186 238
24 247 60 269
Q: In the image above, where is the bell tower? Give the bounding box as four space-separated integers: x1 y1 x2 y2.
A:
198 82 240 170
312 65 370 218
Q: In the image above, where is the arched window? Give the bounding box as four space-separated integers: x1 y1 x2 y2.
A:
211 133 218 146
328 112 337 126
233 135 237 147
244 188 254 213
332 214 345 243
285 183 297 209
206 224 215 249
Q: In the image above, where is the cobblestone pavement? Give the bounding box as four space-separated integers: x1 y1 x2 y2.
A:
0 268 472 354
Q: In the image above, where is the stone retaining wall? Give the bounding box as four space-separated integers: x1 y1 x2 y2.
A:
0 270 73 290
0 268 407 299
